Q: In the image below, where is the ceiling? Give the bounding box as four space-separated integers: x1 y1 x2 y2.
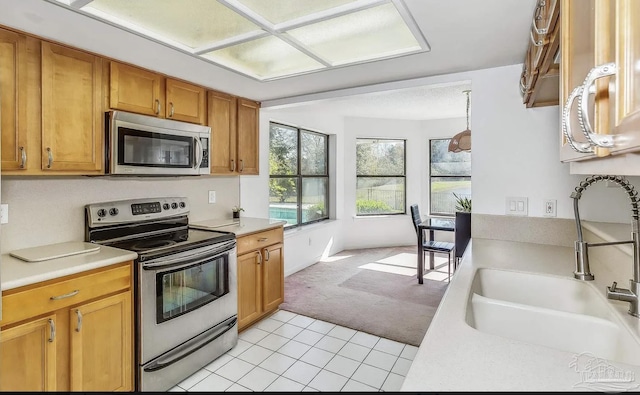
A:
1 0 535 119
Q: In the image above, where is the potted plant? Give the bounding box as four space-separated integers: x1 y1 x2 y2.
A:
232 206 244 219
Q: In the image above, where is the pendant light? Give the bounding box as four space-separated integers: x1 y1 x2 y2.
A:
448 90 472 153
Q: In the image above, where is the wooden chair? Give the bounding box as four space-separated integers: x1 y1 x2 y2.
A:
410 204 455 282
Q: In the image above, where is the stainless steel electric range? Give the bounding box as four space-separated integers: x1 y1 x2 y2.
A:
85 197 238 392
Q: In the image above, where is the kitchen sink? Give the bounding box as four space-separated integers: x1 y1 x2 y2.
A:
465 268 640 366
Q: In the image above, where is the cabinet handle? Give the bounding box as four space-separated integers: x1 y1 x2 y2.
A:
50 289 79 300
256 251 262 264
562 85 594 153
19 146 26 168
155 99 161 115
48 319 55 342
265 249 270 261
169 102 175 117
577 62 617 148
46 147 53 168
230 159 235 172
239 159 244 172
258 237 268 242
76 309 83 332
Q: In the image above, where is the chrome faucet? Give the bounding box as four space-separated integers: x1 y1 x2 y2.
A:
571 175 640 317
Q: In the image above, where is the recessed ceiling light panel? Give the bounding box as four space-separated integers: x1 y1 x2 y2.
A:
201 35 325 79
81 0 262 50
286 3 422 65
235 0 359 25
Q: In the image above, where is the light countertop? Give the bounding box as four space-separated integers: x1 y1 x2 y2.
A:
190 217 287 237
402 229 640 391
1 242 137 291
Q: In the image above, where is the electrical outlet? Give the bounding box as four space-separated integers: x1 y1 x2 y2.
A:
208 191 216 204
543 199 557 217
505 197 528 216
0 204 8 224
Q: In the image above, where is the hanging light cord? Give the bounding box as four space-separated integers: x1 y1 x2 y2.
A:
464 90 471 130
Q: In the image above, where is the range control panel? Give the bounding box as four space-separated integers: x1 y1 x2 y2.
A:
87 197 189 226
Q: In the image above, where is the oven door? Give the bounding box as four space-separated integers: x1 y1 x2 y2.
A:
138 240 237 365
108 111 210 175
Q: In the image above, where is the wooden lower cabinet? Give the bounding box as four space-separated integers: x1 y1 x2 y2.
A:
0 315 57 391
0 261 134 392
69 292 132 391
237 227 284 331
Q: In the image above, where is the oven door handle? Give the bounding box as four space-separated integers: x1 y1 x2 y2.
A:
143 315 237 373
142 240 236 270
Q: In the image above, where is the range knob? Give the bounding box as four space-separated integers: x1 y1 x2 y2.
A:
97 209 107 218
179 202 186 208
171 202 178 209
109 208 119 216
163 203 170 210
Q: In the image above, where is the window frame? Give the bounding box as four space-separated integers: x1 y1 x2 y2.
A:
355 137 407 216
428 138 471 217
269 122 330 228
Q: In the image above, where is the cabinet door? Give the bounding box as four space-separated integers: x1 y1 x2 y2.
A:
110 62 164 117
208 90 237 174
166 78 206 124
560 0 614 161
69 291 133 391
262 243 284 313
612 0 640 147
0 315 57 391
41 42 103 172
237 98 260 175
237 251 262 330
0 28 28 171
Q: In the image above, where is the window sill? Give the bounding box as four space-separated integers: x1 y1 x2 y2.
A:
284 219 338 237
352 214 408 220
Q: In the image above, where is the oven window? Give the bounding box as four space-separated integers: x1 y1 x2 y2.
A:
156 255 229 323
118 127 193 168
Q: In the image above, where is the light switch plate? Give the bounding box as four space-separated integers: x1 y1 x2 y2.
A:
208 191 216 204
506 197 528 216
0 204 8 224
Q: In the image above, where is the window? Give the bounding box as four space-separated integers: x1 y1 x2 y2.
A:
269 122 329 228
429 138 471 216
356 138 405 215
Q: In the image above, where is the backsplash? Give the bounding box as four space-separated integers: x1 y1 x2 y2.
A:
0 176 239 253
471 214 576 247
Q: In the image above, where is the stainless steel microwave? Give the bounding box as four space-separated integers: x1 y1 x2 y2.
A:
105 111 210 176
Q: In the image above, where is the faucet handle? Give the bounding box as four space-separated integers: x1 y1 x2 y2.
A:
610 281 618 292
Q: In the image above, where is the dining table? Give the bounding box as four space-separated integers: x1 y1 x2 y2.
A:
417 216 456 284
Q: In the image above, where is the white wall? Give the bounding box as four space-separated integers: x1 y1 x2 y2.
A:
1 176 239 253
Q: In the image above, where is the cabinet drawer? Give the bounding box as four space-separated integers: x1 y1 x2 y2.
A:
237 228 283 255
1 262 131 327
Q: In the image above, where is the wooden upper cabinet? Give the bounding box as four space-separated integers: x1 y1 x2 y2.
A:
41 42 103 173
166 78 206 124
613 0 640 142
0 28 28 171
110 62 164 117
237 98 260 175
110 61 206 124
560 0 640 173
208 90 237 174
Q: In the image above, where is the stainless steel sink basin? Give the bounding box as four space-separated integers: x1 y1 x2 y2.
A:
465 268 640 366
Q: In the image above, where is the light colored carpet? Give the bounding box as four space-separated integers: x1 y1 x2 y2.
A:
278 246 450 346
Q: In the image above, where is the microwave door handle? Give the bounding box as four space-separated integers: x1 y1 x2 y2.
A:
194 138 204 170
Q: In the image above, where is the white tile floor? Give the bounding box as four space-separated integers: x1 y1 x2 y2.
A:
169 310 417 392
